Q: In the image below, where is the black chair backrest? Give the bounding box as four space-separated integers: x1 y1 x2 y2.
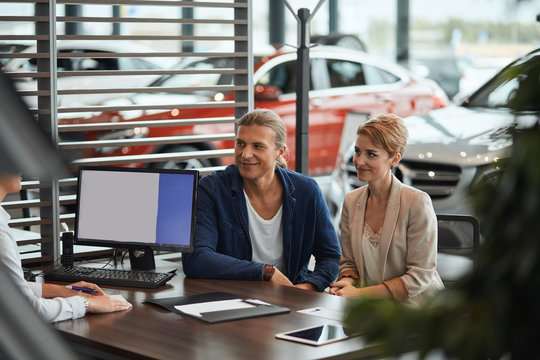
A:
436 214 480 284
436 214 480 256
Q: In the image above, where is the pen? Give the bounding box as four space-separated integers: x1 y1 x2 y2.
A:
66 285 98 294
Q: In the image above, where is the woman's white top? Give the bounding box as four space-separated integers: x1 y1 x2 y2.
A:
0 206 85 322
362 223 383 286
244 190 285 274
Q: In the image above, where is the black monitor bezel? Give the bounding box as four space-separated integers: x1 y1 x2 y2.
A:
74 165 198 253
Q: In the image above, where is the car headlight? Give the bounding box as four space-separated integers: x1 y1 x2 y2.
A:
95 127 149 155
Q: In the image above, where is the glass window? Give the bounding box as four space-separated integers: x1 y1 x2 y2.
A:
126 58 163 70
363 64 400 85
327 59 365 88
257 60 299 94
468 57 540 111
151 57 234 97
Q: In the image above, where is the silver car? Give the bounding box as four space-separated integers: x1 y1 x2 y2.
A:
325 48 540 279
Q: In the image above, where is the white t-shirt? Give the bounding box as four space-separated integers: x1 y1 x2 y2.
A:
0 206 86 322
244 191 285 274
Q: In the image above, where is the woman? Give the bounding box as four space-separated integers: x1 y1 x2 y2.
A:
182 109 340 291
0 174 132 322
329 114 443 305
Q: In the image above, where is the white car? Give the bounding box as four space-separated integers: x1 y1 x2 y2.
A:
2 40 177 108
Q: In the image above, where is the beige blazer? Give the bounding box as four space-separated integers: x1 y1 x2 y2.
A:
339 174 444 305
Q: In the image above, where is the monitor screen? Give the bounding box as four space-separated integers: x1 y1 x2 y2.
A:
75 166 198 252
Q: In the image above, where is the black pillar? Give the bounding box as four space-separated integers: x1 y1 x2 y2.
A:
396 0 409 66
329 0 338 33
269 0 285 49
112 6 121 35
182 1 194 52
65 5 82 35
295 8 310 175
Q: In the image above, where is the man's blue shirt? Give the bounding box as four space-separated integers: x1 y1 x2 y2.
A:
182 165 340 291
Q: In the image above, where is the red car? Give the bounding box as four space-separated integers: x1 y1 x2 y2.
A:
61 46 448 176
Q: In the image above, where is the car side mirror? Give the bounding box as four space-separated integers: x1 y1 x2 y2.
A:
254 84 282 101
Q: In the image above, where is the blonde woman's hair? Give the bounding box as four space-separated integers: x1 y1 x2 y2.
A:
357 113 409 158
235 109 288 168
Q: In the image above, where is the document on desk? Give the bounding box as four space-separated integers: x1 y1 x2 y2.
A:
145 291 290 323
297 307 344 322
175 299 254 318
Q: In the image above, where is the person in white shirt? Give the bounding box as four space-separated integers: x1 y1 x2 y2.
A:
0 173 132 322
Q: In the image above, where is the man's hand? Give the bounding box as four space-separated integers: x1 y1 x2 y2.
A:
269 268 293 286
293 282 317 291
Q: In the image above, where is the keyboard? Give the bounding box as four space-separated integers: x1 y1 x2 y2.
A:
44 266 174 289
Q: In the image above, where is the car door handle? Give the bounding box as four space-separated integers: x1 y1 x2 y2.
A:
310 98 323 108
376 94 393 102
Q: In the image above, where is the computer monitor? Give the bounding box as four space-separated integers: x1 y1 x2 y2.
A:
74 166 198 270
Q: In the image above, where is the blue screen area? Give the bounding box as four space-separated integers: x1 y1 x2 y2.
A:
156 173 194 246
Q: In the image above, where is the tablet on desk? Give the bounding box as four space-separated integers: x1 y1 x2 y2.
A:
275 324 349 346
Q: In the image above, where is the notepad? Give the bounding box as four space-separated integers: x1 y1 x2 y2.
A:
175 298 255 318
145 291 290 323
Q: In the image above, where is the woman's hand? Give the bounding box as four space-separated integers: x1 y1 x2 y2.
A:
42 281 107 298
69 281 106 296
87 295 132 313
329 277 355 295
332 282 392 299
331 282 363 298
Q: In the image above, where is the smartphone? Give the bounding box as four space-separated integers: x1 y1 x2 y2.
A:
275 324 349 346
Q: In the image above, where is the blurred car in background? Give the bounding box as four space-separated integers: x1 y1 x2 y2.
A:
60 45 448 175
2 40 176 108
326 47 540 229
325 47 539 281
456 56 514 99
409 53 463 99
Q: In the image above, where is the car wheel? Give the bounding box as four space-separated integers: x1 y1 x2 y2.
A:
150 145 214 170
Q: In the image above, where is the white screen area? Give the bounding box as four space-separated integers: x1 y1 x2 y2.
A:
77 170 160 244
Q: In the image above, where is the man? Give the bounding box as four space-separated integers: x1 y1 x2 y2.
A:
182 109 340 291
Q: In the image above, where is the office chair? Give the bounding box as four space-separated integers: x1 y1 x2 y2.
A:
435 214 480 285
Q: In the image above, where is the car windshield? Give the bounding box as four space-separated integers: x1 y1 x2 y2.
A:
150 57 234 97
466 52 540 111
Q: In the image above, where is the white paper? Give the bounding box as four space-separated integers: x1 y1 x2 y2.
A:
297 307 344 322
109 294 128 303
243 298 271 306
174 299 255 318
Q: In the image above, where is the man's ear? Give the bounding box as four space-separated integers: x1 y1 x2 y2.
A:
277 144 287 159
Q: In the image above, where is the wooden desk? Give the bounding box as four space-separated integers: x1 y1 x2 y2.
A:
51 258 376 360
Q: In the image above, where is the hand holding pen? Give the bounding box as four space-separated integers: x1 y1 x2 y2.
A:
66 281 106 296
66 285 99 294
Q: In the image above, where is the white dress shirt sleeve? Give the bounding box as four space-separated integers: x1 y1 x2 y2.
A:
0 207 86 322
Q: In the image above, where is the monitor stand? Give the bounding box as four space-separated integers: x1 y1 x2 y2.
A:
128 247 156 270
